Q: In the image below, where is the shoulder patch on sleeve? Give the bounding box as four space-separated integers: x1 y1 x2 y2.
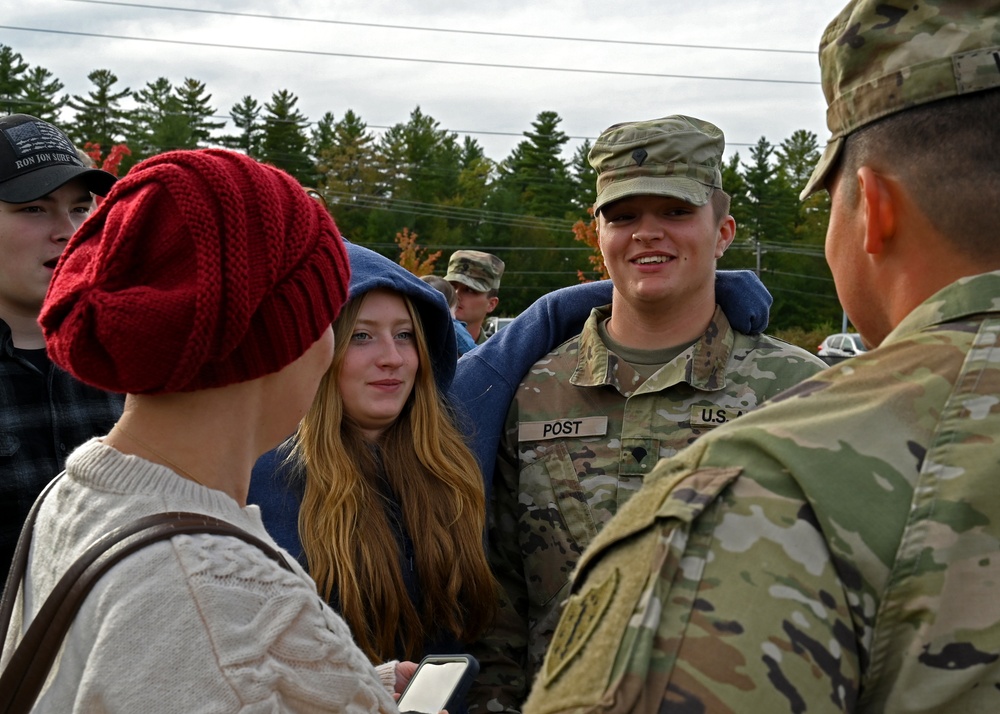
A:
545 568 619 684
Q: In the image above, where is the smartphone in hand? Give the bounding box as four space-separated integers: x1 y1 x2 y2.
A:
396 654 479 714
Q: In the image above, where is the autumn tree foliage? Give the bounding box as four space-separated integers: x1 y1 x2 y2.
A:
394 228 441 277
83 142 132 176
572 208 607 282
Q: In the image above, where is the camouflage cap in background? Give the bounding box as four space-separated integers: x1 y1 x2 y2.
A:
444 249 505 293
801 0 1000 199
588 115 724 213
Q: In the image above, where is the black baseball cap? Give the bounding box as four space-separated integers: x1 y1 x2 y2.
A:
0 114 117 203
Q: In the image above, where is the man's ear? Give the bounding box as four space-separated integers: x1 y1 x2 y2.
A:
714 214 736 258
857 166 896 256
486 296 499 313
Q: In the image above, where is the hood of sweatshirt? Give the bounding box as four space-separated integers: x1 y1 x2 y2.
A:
345 241 457 393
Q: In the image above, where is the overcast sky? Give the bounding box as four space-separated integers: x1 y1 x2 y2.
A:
4 0 848 164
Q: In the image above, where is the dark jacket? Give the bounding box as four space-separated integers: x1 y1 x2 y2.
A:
0 318 123 580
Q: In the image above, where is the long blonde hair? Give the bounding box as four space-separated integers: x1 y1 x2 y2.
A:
296 291 497 662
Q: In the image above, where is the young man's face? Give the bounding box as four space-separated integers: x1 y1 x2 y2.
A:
597 193 734 311
0 178 94 322
450 282 497 330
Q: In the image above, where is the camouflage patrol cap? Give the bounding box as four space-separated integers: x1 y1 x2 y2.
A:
444 249 505 293
588 115 724 213
801 0 1000 199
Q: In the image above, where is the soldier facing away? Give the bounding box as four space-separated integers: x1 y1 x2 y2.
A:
523 1 1000 712
467 115 827 712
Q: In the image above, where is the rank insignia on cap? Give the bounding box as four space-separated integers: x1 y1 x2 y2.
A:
631 148 648 166
543 568 619 684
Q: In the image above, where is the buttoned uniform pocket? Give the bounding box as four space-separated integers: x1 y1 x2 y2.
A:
523 466 742 714
518 442 599 610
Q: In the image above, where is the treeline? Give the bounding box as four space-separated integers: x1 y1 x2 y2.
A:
0 44 839 330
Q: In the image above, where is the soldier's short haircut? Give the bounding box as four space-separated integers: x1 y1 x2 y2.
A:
710 189 731 224
837 87 1000 261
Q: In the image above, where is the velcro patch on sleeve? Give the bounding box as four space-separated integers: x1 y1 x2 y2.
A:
545 568 619 684
954 46 1000 94
519 416 608 441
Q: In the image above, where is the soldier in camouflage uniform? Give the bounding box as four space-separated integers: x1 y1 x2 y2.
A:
445 249 505 344
469 116 826 712
523 1 1000 713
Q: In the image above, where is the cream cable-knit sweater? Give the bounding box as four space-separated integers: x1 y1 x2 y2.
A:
1 439 399 713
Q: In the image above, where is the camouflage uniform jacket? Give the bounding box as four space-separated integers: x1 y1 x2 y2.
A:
470 304 826 712
523 270 1000 714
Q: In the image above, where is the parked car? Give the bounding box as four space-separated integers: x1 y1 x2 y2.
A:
484 316 515 337
817 332 867 357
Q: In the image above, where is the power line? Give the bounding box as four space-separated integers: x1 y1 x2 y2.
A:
758 242 825 257
326 191 580 232
766 268 835 282
63 0 816 56
767 285 840 301
0 53 769 150
364 242 592 253
0 25 820 86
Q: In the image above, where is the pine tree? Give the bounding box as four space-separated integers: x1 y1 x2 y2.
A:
375 106 463 247
129 77 193 158
570 138 597 216
380 106 461 204
773 130 839 329
742 137 796 247
260 89 311 182
459 136 485 170
717 151 758 274
0 45 29 115
456 136 493 212
775 130 829 243
175 78 224 147
224 95 263 156
18 66 66 122
66 69 131 148
486 111 583 312
315 109 384 242
502 111 574 219
310 111 337 162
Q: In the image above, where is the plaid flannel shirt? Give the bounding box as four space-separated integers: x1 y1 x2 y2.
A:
0 319 123 579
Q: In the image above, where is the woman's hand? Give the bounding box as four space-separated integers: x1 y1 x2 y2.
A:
393 660 419 695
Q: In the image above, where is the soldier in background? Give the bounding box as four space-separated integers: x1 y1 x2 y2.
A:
468 114 826 712
444 249 505 345
523 1 1000 712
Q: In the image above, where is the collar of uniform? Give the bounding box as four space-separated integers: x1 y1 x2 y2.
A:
0 317 14 358
883 270 1000 348
570 304 736 393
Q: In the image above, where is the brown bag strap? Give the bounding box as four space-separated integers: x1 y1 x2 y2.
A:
0 472 65 649
0 504 294 714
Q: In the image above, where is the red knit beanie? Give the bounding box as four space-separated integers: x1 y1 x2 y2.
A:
40 149 350 395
